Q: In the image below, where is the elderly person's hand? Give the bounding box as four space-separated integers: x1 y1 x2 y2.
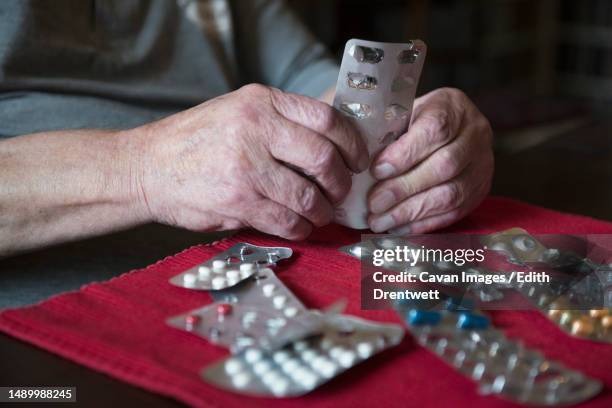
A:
137 84 368 240
367 88 493 234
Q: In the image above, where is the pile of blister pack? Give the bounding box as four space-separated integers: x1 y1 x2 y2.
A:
333 38 426 229
340 229 611 405
168 243 404 397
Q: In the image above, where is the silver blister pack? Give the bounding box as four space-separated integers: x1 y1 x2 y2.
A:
333 39 427 229
482 229 612 343
397 305 602 406
343 233 612 342
340 236 508 303
201 314 404 397
169 243 292 291
168 267 325 353
481 228 582 268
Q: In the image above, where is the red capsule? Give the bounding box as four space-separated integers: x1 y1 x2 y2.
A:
217 303 233 316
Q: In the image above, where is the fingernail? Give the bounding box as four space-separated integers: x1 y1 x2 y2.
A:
358 153 371 173
372 163 396 179
370 214 396 233
370 190 396 214
389 224 411 236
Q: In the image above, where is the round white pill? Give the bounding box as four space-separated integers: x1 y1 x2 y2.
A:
319 361 338 378
262 370 282 385
329 346 345 360
262 283 275 297
293 340 308 352
267 317 286 329
241 311 257 329
231 372 251 388
226 269 240 281
183 273 197 286
197 266 211 279
292 368 317 389
357 342 374 359
224 358 243 375
269 378 290 397
311 356 327 370
240 263 254 272
253 360 272 375
281 359 300 373
227 276 240 286
300 349 318 363
212 260 226 271
338 350 357 368
312 357 337 378
273 350 291 365
284 307 298 318
244 348 263 364
273 295 287 309
211 276 227 289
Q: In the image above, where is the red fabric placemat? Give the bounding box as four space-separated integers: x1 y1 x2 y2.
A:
1 196 611 408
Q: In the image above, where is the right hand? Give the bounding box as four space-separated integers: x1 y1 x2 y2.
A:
132 84 368 240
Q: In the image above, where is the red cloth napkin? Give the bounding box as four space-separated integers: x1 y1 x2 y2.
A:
1 197 611 408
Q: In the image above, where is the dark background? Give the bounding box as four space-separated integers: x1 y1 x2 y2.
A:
292 0 612 221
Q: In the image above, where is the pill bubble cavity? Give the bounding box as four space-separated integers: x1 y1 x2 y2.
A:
340 102 372 119
349 45 384 64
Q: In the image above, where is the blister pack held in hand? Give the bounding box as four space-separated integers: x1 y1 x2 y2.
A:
333 39 427 229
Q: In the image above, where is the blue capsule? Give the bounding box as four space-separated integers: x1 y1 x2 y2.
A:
456 312 490 330
406 309 442 326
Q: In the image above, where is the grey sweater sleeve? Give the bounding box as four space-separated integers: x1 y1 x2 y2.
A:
230 0 339 98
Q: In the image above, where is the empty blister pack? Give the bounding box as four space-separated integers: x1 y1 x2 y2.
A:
396 302 602 406
333 39 427 229
482 230 612 343
201 314 404 397
481 228 586 269
169 243 292 291
168 267 326 353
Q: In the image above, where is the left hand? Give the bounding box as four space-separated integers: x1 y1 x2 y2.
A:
367 87 493 234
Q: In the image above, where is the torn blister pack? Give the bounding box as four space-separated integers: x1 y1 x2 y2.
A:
333 39 427 229
482 229 612 343
201 314 404 398
395 299 602 406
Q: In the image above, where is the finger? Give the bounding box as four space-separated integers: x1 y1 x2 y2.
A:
369 159 493 233
368 178 465 233
255 159 334 227
388 210 465 236
267 116 352 204
368 134 472 214
269 88 369 173
371 89 464 180
246 198 313 240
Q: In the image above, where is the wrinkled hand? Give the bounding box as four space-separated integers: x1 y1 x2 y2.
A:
367 88 493 234
135 84 368 240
